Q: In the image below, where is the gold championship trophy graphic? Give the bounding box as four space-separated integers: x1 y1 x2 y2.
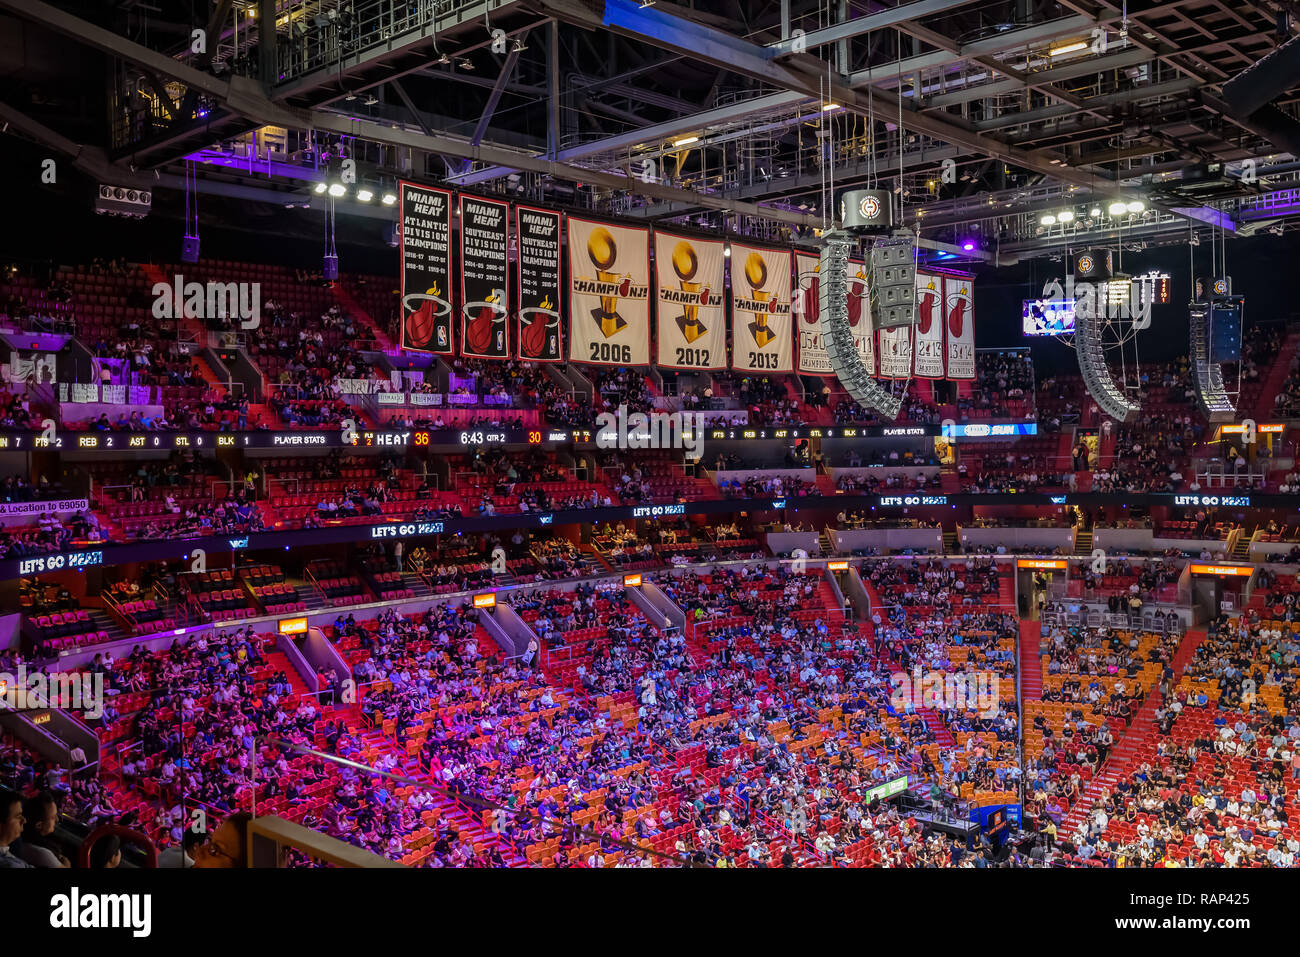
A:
672 241 708 343
745 251 777 347
588 226 629 338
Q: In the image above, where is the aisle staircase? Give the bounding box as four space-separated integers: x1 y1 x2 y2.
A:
1058 627 1208 835
1074 528 1093 556
1018 620 1042 701
331 281 397 352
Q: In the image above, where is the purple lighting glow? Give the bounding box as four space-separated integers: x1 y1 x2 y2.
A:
962 242 975 251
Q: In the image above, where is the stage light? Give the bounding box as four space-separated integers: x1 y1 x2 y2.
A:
314 182 328 194
822 102 840 111
381 191 397 205
1127 200 1145 213
1109 201 1128 215
1049 41 1088 56
672 135 700 147
357 188 374 202
1041 214 1057 225
1090 207 1102 217
328 183 346 197
962 242 975 251
1057 210 1074 222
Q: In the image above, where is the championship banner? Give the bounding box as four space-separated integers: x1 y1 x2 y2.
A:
847 257 875 376
730 243 793 373
795 252 829 375
399 182 454 355
878 325 912 379
945 275 976 379
913 270 946 379
654 231 726 370
459 194 510 359
515 205 563 362
567 217 651 366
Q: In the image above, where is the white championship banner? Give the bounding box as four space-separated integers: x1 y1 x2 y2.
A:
913 270 946 379
654 231 727 371
730 243 793 373
795 252 829 375
567 217 651 367
847 257 875 375
945 275 976 379
878 324 913 379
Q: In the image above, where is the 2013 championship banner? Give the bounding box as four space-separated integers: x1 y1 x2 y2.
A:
459 194 510 359
655 230 727 371
515 205 563 362
567 217 651 367
730 243 793 373
399 182 454 355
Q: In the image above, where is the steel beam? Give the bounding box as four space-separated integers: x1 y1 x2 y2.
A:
765 0 985 56
472 33 527 146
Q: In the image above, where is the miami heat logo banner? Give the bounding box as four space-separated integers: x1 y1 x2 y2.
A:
847 257 875 375
730 243 793 373
567 217 651 366
515 205 563 362
399 182 454 355
913 270 946 379
797 253 873 375
795 252 829 375
945 275 976 379
654 231 726 370
459 194 510 359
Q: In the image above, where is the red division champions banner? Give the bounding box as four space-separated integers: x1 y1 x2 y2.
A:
913 270 946 379
567 217 651 366
945 275 975 379
399 182 454 355
515 205 563 362
459 194 510 359
730 243 793 373
654 231 727 370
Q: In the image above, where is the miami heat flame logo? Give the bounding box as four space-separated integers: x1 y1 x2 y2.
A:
1077 255 1096 275
947 284 969 337
918 278 938 334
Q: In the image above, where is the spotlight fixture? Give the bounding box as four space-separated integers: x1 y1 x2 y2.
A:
381 190 397 206
1057 210 1074 222
1108 201 1128 216
1126 200 1145 213
434 53 451 65
512 37 527 52
1041 214 1057 225
356 187 374 202
364 95 378 106
1090 207 1102 217
314 182 328 194
458 58 474 70
962 242 975 252
328 183 346 197
672 135 700 147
